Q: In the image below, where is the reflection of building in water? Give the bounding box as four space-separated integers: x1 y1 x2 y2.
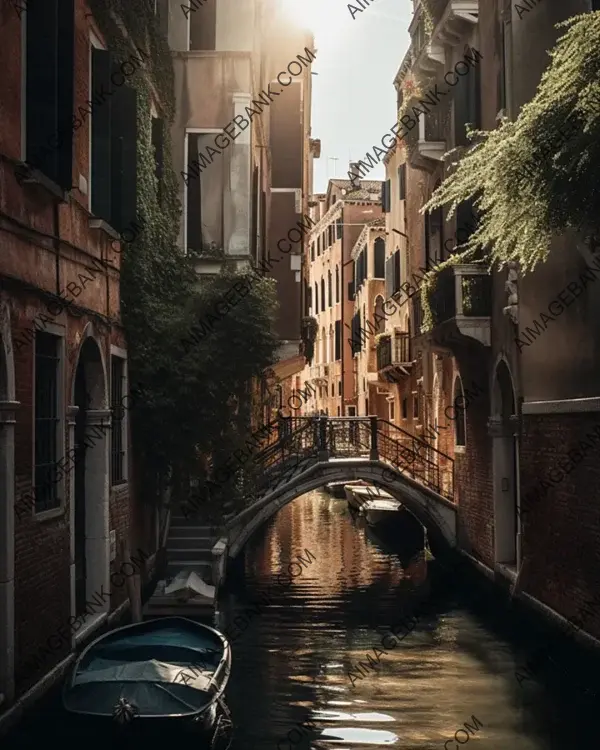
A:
247 489 408 594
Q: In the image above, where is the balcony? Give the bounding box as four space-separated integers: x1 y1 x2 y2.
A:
377 332 413 382
428 1 479 50
423 264 491 347
309 364 329 385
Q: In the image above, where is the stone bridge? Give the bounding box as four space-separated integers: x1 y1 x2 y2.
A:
224 416 457 560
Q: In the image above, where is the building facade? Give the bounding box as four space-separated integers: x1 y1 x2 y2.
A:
300 177 382 417
0 0 162 721
383 0 600 641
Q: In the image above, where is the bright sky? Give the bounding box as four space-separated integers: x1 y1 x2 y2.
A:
281 0 412 192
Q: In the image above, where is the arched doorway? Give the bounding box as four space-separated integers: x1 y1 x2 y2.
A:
0 300 18 705
491 359 520 570
70 330 110 622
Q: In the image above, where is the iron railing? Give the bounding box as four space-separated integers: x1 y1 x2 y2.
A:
249 415 455 502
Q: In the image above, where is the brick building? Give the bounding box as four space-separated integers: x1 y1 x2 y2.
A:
0 0 160 720
299 177 382 417
383 0 600 643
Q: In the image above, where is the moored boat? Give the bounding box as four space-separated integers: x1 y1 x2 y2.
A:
364 497 402 526
343 480 371 510
324 481 347 498
62 616 232 746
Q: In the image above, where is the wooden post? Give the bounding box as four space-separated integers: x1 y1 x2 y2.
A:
120 539 142 622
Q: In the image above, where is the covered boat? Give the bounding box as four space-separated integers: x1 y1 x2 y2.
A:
62 616 232 745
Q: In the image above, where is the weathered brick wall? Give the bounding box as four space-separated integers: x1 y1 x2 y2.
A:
520 412 600 640
0 0 136 697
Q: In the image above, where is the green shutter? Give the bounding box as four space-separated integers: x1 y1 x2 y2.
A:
91 48 112 222
56 0 75 188
111 78 138 231
26 0 59 180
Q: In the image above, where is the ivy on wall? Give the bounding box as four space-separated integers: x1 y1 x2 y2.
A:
90 0 280 510
423 11 600 273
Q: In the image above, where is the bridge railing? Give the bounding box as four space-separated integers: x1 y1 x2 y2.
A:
249 415 455 503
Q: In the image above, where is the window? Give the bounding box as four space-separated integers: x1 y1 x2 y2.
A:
111 357 126 485
398 164 406 200
389 401 395 421
454 376 467 447
35 332 61 512
317 235 321 256
328 270 332 307
331 382 335 396
335 266 340 303
186 132 230 253
413 393 419 419
374 238 385 278
402 397 408 419
338 380 342 396
307 284 312 313
381 179 391 212
91 47 138 232
334 320 341 360
24 0 75 189
314 282 318 312
189 0 216 49
336 217 342 239
156 0 169 37
321 277 325 312
311 241 315 261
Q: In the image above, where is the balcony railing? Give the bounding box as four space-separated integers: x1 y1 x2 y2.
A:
309 364 329 384
377 333 412 378
425 264 492 345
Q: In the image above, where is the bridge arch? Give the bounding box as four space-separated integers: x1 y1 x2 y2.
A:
226 459 457 560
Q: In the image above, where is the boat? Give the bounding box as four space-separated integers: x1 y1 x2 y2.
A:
363 497 403 526
62 616 232 746
346 484 393 513
324 481 347 498
343 480 371 510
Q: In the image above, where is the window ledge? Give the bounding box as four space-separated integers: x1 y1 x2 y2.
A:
15 164 69 202
454 445 466 454
89 217 121 240
35 505 66 523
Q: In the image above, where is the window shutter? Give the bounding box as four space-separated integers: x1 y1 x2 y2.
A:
335 320 341 360
91 48 113 222
110 78 138 232
364 244 369 280
57 0 75 188
398 164 406 200
386 179 392 212
157 0 169 37
385 257 392 298
394 250 401 292
381 180 387 212
336 217 342 239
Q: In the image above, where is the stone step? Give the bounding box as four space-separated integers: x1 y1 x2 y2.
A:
168 526 215 538
167 537 216 551
168 548 213 562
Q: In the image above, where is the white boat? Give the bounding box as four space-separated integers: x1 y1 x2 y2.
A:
364 497 403 526
343 481 371 510
324 482 347 498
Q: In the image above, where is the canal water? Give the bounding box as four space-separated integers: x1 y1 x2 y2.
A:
221 488 599 750
3 488 599 748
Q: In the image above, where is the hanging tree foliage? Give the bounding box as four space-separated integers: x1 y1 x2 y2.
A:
423 11 600 273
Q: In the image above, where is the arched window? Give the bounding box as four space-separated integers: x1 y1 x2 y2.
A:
453 375 466 447
321 327 326 363
314 282 318 313
329 324 334 362
327 270 332 307
374 238 385 278
335 266 340 303
321 278 325 312
374 295 385 333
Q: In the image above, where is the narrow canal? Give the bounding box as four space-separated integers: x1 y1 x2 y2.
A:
2 488 599 748
221 488 599 750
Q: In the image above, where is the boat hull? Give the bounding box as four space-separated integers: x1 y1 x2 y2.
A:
62 616 232 742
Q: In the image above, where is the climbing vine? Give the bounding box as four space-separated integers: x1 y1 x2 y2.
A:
423 11 600 274
89 0 280 510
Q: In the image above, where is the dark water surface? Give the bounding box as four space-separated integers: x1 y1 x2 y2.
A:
221 489 599 750
3 489 599 749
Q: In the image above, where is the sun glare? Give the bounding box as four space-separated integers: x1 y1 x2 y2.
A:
278 0 349 39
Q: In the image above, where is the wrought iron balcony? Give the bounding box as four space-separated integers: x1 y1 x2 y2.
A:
309 364 329 384
424 264 491 346
377 332 412 382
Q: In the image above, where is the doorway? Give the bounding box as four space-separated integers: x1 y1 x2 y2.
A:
492 359 519 569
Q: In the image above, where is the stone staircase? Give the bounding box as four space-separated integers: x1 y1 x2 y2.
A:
165 511 220 584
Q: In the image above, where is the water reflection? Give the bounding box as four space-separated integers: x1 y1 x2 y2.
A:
222 487 598 749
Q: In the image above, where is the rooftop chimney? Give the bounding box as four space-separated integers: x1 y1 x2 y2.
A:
349 162 361 190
